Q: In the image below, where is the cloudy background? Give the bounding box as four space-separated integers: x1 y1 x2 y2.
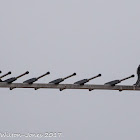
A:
0 0 140 139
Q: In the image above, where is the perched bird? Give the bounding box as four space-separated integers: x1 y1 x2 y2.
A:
134 65 140 86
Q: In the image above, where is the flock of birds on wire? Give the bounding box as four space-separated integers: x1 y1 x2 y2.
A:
0 65 140 89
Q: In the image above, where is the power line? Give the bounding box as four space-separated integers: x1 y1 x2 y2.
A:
0 83 139 91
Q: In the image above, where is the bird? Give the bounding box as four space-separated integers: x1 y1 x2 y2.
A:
134 65 140 86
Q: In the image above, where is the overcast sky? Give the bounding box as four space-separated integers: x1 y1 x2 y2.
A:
0 0 140 140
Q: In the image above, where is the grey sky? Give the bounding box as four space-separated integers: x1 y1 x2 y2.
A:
0 0 140 139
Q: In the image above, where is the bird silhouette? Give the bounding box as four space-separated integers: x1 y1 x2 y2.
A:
134 65 140 86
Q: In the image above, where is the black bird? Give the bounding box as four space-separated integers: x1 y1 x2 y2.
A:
134 65 140 86
4 71 29 84
49 73 76 84
74 74 101 85
0 72 11 82
23 72 50 84
105 75 134 86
